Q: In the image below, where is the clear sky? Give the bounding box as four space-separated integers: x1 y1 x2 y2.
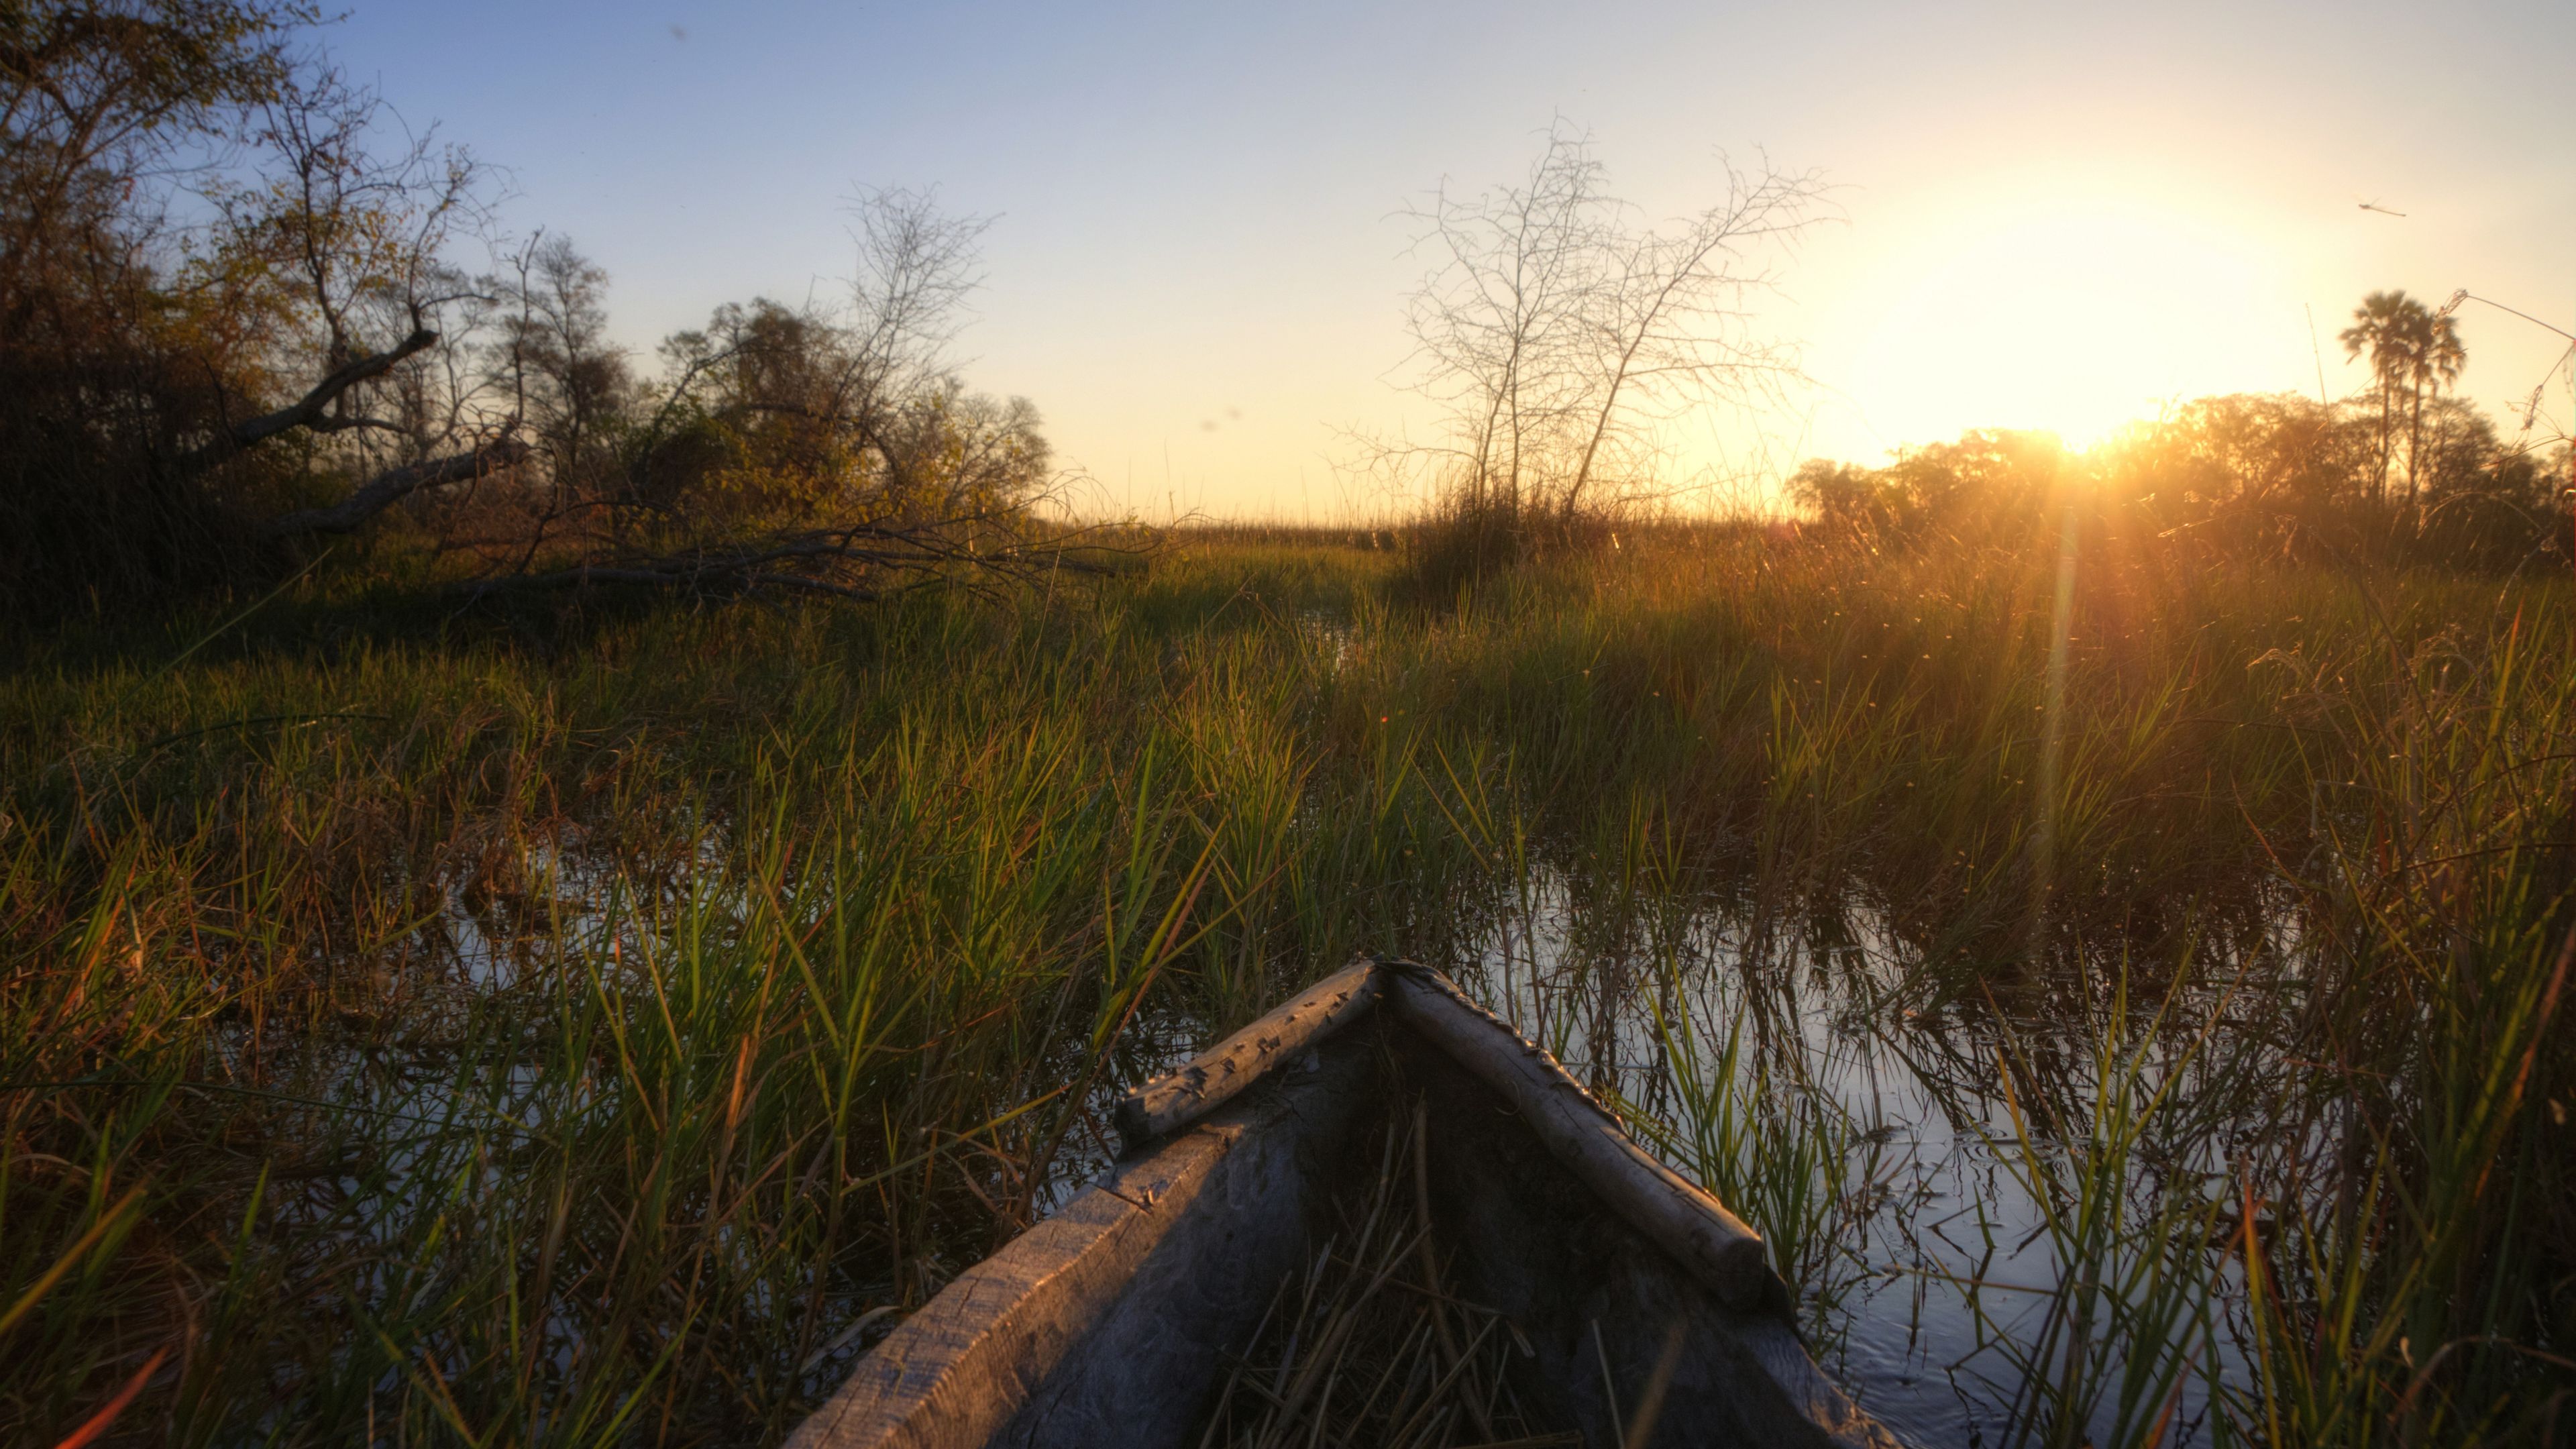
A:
331 0 2573 519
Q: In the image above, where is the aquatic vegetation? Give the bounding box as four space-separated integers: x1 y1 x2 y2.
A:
1 529 2567 1444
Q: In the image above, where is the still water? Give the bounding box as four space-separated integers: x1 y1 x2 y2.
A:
1440 865 2274 1448
391 837 2281 1447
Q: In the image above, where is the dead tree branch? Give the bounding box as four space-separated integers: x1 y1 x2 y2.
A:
264 437 529 537
183 326 442 472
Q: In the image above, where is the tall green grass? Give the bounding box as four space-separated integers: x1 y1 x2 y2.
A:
2 527 2567 1444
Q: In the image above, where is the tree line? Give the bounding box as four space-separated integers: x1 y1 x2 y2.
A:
1791 293 2571 573
1 1 1102 625
9 7 2562 625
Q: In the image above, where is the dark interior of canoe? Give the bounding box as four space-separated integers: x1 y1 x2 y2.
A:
788 962 1899 1449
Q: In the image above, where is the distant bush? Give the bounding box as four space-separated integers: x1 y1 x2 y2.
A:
1788 392 2570 573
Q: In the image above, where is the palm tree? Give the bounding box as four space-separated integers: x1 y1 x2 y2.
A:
2401 305 2465 507
2340 290 2420 505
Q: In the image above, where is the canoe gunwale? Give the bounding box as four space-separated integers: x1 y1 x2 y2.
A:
786 1039 1378 1449
1110 959 1379 1150
1382 964 1782 1313
1115 957 1783 1314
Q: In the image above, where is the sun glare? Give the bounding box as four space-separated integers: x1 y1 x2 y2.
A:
1845 204 2295 452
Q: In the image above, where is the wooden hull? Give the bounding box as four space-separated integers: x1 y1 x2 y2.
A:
789 961 1902 1449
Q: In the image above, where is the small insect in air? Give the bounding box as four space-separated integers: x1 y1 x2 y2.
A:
2356 199 2407 217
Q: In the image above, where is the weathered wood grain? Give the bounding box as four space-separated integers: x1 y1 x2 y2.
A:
1110 959 1381 1150
786 1042 1372 1449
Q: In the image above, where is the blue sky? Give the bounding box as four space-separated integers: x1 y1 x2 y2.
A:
333 0 2574 517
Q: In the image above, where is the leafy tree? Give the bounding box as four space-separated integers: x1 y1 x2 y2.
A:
2340 290 2418 504
0 7 1109 619
0 1 517 612
0 1 310 323
1785 460 1896 545
2339 288 2468 513
2401 302 2466 507
2413 396 2565 570
1790 390 2560 572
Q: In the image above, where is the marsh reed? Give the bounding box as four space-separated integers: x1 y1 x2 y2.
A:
2 525 2567 1444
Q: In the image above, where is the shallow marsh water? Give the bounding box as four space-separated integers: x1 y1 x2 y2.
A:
1446 864 2283 1448
400 837 2279 1448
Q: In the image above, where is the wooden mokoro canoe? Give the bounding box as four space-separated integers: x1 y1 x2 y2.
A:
787 958 1903 1449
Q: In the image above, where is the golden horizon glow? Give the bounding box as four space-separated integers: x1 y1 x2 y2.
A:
320 1 2574 521
1831 201 2300 455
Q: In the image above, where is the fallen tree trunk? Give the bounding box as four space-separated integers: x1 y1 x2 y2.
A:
184 328 443 474
439 521 1140 604
262 440 529 538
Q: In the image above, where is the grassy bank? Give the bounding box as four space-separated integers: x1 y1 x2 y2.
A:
3 528 2569 1445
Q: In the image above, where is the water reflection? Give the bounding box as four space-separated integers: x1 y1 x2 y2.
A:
1443 863 2273 1448
333 828 2284 1446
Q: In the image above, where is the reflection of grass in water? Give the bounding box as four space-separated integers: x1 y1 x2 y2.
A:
1966 967 2235 1449
0 528 2567 1444
1197 1104 1572 1449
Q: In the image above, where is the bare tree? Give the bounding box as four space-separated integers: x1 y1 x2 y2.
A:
184 64 525 533
1375 123 1827 561
1399 128 1606 521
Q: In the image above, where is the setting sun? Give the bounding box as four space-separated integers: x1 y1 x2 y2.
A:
1841 203 2296 451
